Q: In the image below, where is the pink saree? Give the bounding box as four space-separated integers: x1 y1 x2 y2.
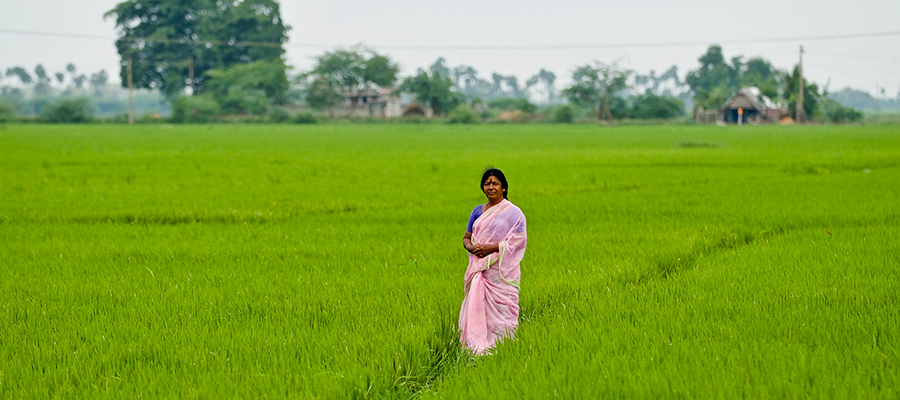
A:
459 199 527 355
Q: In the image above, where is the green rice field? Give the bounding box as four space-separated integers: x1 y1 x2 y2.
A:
1 123 898 398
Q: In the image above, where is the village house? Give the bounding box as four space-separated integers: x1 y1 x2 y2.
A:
334 87 403 118
694 87 786 124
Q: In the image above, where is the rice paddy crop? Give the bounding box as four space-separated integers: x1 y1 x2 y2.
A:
1 123 898 398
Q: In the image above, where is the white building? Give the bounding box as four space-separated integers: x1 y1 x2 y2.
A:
335 87 403 118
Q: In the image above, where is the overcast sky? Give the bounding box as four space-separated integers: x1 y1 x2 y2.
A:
1 0 898 97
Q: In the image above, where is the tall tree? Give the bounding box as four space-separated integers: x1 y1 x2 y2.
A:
303 47 399 115
562 61 631 121
429 57 451 78
740 57 782 100
304 75 343 114
33 64 52 95
784 65 819 119
397 69 464 116
65 64 87 89
526 69 556 104
363 54 400 89
105 0 289 98
451 64 491 100
635 66 687 97
203 59 289 115
5 67 33 86
693 86 731 111
89 70 109 96
490 73 522 98
685 45 740 106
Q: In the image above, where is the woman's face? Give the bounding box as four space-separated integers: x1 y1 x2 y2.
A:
483 175 504 202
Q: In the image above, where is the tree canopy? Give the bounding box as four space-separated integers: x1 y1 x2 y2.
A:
5 67 32 85
308 47 399 94
300 47 399 114
105 0 289 98
202 59 289 115
687 45 786 109
685 46 738 95
397 69 464 116
562 61 631 121
784 65 820 119
741 58 781 100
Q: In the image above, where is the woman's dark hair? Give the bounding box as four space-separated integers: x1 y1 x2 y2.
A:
481 167 508 199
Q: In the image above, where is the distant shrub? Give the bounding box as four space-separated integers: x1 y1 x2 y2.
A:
171 95 220 123
517 100 537 114
487 97 517 111
203 60 289 116
610 97 630 119
815 99 863 123
487 97 536 113
40 98 93 123
293 111 318 124
268 106 291 123
0 101 16 123
629 93 685 119
447 104 480 124
554 104 575 123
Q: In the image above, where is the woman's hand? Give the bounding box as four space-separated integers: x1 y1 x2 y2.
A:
471 243 499 258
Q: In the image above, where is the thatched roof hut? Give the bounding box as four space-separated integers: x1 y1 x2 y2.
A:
720 87 782 123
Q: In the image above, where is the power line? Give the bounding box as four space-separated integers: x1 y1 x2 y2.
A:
1 28 899 50
804 62 900 79
805 51 893 63
0 29 285 48
332 31 900 50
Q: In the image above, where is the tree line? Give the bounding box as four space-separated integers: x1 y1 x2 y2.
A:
0 0 866 124
0 62 170 123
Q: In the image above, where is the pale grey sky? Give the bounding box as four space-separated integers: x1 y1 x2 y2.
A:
1 0 898 96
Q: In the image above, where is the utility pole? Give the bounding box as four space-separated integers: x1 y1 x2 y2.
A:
126 59 134 125
875 85 881 123
796 45 805 123
188 57 195 95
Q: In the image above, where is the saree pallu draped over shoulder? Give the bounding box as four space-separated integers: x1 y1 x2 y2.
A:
459 199 527 355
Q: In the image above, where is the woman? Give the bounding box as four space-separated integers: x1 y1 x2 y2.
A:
459 168 527 355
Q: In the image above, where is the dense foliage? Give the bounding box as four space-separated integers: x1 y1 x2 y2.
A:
202 59 290 115
300 47 399 114
446 104 480 124
3 43 873 123
3 64 169 119
398 70 465 116
0 100 16 122
686 46 786 109
627 92 686 119
39 98 93 123
562 61 631 121
487 97 537 114
553 104 575 123
170 95 220 123
784 65 821 120
105 0 289 98
292 111 318 124
815 98 864 123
